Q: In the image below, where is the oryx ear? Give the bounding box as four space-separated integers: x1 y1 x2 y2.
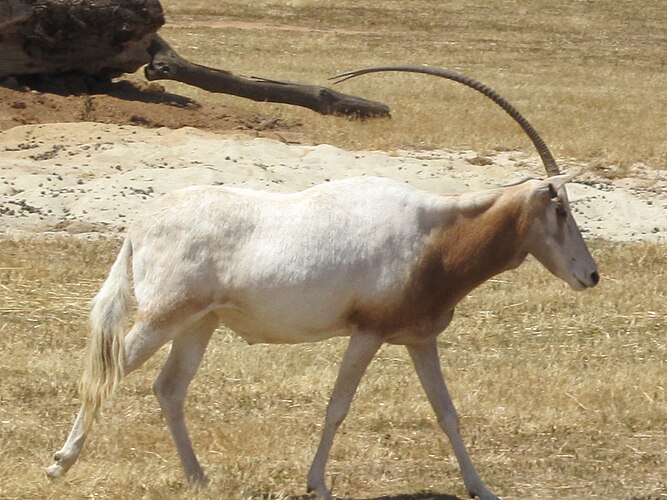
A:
537 172 577 198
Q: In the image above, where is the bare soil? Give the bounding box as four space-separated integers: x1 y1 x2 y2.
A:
0 78 303 138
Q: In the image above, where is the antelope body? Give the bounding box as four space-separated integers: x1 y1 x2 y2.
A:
46 67 599 500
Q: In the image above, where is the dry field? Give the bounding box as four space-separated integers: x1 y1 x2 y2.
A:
1 1 666 500
0 239 665 500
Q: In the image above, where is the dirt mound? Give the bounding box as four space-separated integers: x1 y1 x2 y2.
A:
1 79 665 243
1 121 665 242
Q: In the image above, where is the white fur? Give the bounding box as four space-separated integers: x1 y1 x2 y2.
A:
131 178 450 343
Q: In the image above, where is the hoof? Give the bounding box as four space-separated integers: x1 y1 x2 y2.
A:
45 452 74 479
306 483 333 500
186 471 210 486
468 490 500 500
45 462 64 479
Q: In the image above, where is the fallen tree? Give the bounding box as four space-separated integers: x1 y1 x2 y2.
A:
0 0 390 118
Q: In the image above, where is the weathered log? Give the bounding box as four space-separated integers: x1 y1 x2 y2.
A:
0 0 164 79
144 36 390 118
0 0 390 118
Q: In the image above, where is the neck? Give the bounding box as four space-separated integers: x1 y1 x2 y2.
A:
344 185 532 341
433 186 530 307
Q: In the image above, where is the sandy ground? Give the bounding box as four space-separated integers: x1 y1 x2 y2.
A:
0 120 665 243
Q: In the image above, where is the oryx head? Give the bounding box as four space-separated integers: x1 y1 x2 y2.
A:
525 174 599 290
333 64 599 290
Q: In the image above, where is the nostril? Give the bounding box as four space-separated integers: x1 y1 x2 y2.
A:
590 271 600 285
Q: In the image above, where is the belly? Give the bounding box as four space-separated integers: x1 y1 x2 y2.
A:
213 301 351 344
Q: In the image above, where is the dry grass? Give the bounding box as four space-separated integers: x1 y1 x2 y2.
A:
151 0 667 170
1 237 665 500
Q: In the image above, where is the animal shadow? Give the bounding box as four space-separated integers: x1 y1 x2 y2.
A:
355 494 462 500
3 73 198 108
289 492 462 500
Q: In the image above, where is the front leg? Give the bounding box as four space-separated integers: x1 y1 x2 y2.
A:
407 340 499 500
306 331 383 499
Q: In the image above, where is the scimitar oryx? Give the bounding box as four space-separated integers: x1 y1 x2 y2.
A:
47 66 599 500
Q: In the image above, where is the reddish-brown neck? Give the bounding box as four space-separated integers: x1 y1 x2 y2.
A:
346 187 531 342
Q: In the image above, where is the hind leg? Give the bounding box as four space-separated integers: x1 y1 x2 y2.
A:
46 319 177 478
153 313 218 483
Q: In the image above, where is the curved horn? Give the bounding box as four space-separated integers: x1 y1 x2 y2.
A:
331 65 560 176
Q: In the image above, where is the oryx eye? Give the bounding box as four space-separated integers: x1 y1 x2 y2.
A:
548 183 558 199
555 203 567 218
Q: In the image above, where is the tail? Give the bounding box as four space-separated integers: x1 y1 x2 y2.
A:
79 237 133 432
